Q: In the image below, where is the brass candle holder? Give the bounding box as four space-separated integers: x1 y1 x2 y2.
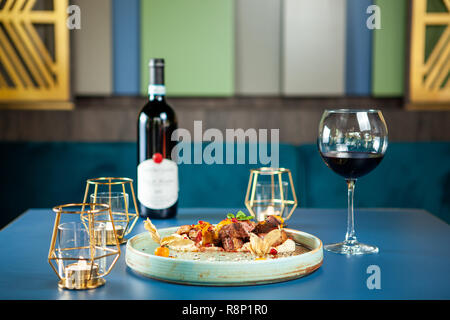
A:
48 203 121 290
245 167 298 222
82 177 139 245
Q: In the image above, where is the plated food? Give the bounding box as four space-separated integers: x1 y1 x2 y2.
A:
144 211 297 258
127 213 323 285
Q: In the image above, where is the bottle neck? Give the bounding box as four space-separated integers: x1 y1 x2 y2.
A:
148 63 165 101
148 84 166 101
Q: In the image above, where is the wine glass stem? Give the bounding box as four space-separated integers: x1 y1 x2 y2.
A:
345 179 357 245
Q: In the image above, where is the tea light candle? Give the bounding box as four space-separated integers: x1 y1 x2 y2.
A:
93 221 124 245
64 260 99 290
258 205 278 221
105 222 124 244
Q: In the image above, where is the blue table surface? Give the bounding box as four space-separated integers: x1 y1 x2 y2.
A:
0 208 449 300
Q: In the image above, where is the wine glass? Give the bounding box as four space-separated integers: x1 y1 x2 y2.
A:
318 109 388 255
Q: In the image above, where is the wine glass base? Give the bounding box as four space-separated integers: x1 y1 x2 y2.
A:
324 241 379 255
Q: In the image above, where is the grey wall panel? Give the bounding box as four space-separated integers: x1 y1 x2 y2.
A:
235 0 281 95
282 0 346 96
72 0 113 95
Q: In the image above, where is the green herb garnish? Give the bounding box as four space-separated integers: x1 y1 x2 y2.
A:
236 211 246 219
226 210 255 221
226 213 235 219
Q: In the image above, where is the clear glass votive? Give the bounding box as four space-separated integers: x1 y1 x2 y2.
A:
57 221 104 289
253 181 289 221
90 192 129 244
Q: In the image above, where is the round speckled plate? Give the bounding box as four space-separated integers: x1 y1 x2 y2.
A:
125 227 323 286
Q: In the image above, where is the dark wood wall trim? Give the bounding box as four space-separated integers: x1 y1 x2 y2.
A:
0 96 449 143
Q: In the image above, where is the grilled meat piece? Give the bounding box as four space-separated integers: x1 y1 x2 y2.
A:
221 236 244 251
253 215 283 234
176 225 192 235
221 237 233 251
185 226 215 246
188 228 200 241
219 222 248 239
218 221 255 251
238 220 256 235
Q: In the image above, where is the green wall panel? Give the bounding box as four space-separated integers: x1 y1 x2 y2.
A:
372 0 408 97
140 0 234 97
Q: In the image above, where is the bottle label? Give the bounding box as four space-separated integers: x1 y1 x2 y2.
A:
148 84 166 96
137 158 178 209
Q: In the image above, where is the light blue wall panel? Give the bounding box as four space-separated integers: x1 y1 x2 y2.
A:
346 0 373 96
113 0 140 95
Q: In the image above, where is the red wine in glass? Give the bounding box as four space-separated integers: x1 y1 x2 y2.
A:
319 151 384 180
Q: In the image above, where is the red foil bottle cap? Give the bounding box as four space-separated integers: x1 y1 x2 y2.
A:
152 153 163 164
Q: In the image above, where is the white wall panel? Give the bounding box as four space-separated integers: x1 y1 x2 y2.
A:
282 0 346 96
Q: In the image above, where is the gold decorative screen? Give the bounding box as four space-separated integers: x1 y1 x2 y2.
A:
409 0 450 108
0 0 70 109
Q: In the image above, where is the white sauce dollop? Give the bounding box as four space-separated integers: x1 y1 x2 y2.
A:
273 239 296 254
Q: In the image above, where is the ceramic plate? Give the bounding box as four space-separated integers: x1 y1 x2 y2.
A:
125 227 323 286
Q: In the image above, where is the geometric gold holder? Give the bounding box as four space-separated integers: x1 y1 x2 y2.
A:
408 0 450 109
0 0 71 109
244 167 298 222
48 203 121 290
83 177 140 245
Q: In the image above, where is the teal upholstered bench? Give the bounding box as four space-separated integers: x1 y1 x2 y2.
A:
1 142 449 228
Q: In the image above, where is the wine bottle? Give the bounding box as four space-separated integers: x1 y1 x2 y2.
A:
137 58 178 219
